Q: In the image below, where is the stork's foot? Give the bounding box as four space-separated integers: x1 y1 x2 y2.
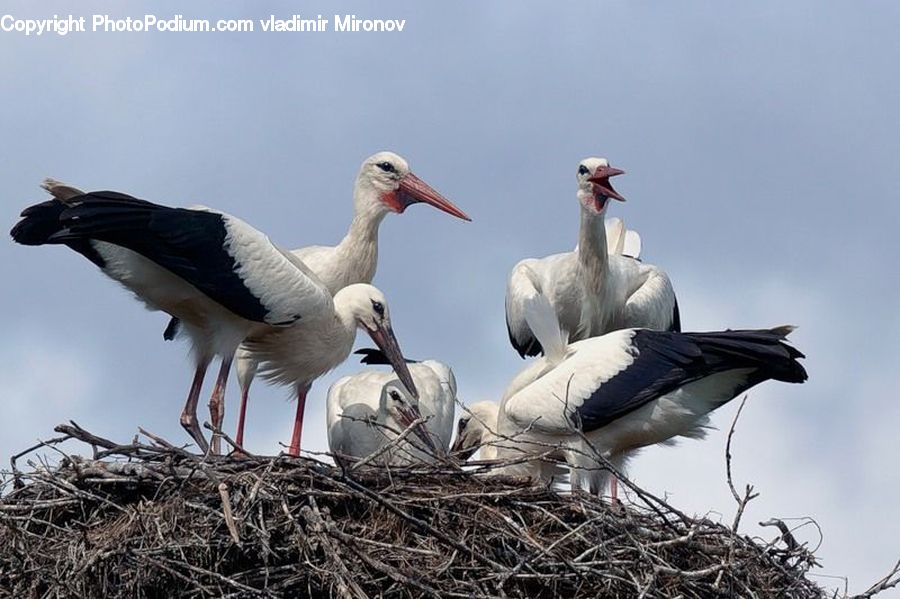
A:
180 414 209 454
227 446 250 459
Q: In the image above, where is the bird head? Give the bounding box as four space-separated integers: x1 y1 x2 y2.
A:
354 151 471 221
449 401 500 461
338 284 419 401
380 381 438 453
577 157 626 214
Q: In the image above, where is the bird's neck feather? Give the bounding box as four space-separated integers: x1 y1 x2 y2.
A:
331 293 363 342
577 205 609 286
334 194 386 282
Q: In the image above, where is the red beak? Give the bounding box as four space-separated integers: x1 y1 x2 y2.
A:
395 172 471 221
587 166 626 205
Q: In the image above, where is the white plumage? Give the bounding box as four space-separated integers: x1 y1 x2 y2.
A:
491 292 807 496
449 401 502 461
222 151 469 448
505 157 679 359
11 182 339 454
242 284 419 457
326 355 457 465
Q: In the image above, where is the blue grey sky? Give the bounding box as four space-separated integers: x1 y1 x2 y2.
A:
2 1 898 593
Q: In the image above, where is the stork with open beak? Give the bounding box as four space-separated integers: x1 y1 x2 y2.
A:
11 185 419 456
505 158 679 360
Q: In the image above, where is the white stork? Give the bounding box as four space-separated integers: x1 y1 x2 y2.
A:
326 348 457 466
491 293 807 497
505 157 679 359
10 186 418 456
155 152 470 449
449 401 502 461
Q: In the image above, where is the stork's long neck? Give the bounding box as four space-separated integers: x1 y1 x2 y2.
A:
577 205 609 291
333 194 387 284
331 291 363 343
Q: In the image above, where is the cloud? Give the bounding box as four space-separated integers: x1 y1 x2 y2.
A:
0 329 100 462
1 2 897 593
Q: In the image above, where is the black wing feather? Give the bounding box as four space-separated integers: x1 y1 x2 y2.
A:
163 317 181 341
507 316 543 359
45 192 271 323
10 199 106 267
354 348 417 365
669 296 682 332
575 328 807 432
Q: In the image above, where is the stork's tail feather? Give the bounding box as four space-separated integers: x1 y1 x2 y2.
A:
604 217 642 259
769 324 797 338
605 217 626 255
41 178 85 202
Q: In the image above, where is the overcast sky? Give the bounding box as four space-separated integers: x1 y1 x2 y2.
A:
2 1 898 594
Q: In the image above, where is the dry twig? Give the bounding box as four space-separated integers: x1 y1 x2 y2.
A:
0 423 845 598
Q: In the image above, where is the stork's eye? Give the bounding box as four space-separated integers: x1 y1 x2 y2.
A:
578 165 590 176
371 300 385 316
457 418 469 433
377 161 396 173
389 390 403 402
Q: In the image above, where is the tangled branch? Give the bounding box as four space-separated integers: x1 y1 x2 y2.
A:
0 422 849 598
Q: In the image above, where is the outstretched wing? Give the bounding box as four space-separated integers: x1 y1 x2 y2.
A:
45 192 330 326
504 327 806 435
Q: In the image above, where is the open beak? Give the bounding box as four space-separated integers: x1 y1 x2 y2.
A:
395 402 439 453
366 323 419 400
397 172 471 221
587 166 626 210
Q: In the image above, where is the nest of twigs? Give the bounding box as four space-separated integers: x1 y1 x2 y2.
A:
0 422 856 598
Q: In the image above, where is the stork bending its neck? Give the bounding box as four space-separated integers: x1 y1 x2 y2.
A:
230 151 469 451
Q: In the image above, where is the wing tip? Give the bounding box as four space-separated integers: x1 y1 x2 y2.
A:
507 321 543 359
163 317 180 341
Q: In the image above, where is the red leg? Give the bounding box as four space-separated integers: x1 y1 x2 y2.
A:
207 354 234 455
235 383 251 449
180 360 210 453
288 385 309 457
610 476 619 502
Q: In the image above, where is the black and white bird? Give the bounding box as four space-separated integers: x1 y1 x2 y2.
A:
203 152 469 449
326 349 457 466
10 183 418 455
491 293 807 496
449 401 501 461
505 158 679 359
